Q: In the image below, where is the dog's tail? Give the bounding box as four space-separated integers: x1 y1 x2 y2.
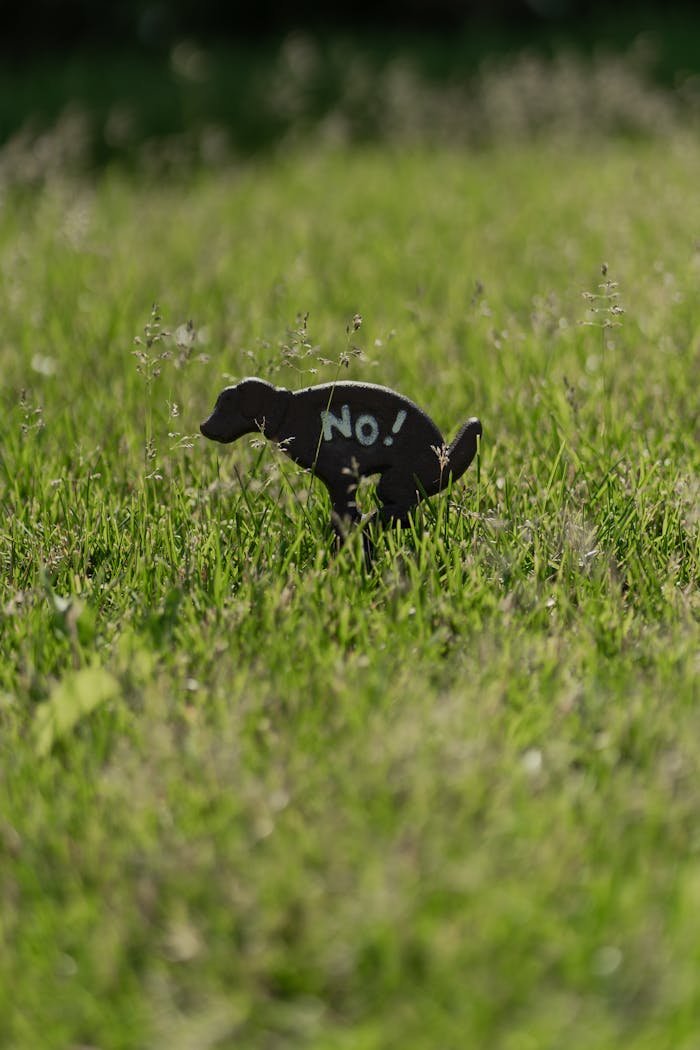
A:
441 417 482 490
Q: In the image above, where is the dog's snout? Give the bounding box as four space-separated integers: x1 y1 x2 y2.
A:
200 410 222 440
200 409 230 443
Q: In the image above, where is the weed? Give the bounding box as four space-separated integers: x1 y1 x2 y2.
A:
579 262 625 443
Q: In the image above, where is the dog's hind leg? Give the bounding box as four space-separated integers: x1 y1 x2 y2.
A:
327 478 362 544
376 468 418 527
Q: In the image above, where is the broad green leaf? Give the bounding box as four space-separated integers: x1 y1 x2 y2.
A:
34 666 120 757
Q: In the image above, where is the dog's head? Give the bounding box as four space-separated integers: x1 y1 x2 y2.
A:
200 378 289 444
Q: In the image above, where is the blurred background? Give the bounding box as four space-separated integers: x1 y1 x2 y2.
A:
3 0 700 44
1 1 699 177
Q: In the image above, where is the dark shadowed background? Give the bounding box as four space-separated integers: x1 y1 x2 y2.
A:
1 1 699 172
2 0 699 46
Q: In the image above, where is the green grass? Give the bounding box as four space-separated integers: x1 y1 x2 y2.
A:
1 134 699 1049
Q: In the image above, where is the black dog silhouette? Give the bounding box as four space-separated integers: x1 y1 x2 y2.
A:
201 377 481 529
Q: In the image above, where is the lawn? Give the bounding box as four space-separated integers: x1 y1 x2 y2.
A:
1 114 699 1046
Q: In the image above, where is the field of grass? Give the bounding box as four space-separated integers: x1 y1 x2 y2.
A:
1 113 699 1048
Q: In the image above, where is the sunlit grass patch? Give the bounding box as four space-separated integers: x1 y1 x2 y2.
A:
0 134 698 1047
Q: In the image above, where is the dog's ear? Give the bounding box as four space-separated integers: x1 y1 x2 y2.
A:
237 379 290 435
236 379 268 422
